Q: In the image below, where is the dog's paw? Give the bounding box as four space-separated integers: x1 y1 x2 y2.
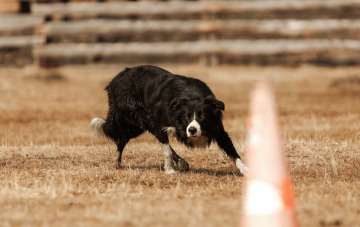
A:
235 158 249 176
165 168 177 174
176 158 189 172
240 166 249 177
114 163 121 170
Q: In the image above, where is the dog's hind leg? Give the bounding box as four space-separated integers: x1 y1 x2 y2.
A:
114 128 143 168
102 119 144 169
171 148 189 172
114 139 128 169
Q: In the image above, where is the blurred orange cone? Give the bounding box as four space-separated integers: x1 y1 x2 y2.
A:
242 82 298 227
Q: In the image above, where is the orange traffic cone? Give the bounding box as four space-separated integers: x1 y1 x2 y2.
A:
242 82 298 227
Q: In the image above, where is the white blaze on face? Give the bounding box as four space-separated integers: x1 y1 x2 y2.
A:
186 112 201 137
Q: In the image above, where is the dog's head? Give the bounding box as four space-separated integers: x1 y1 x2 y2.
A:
170 96 224 147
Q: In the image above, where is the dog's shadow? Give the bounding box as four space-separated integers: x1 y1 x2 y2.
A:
120 164 243 177
187 167 243 177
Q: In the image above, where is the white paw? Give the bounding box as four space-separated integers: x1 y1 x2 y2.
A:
240 166 249 177
236 158 249 176
165 168 177 174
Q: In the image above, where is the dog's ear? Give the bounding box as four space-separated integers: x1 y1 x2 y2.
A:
205 96 225 111
170 97 188 111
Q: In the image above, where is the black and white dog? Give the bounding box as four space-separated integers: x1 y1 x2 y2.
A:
89 65 248 175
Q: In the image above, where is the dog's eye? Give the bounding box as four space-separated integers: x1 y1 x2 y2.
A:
185 115 189 120
201 115 206 119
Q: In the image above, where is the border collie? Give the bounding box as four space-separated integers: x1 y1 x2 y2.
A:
89 65 248 175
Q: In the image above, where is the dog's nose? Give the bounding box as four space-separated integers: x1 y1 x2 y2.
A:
188 127 197 135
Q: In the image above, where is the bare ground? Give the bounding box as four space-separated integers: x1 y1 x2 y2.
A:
0 64 360 227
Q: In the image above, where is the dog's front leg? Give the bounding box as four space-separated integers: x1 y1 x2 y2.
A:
153 129 184 174
171 148 189 172
161 143 177 174
216 131 248 176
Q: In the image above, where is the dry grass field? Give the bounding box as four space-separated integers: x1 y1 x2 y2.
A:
1 64 360 227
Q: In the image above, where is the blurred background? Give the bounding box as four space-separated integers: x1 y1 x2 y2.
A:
2 0 360 68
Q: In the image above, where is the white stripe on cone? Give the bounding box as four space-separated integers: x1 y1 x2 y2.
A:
244 180 285 216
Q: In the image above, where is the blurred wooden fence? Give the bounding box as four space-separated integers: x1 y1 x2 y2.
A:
2 0 360 67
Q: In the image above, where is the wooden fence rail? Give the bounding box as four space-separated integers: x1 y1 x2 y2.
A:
32 1 360 21
2 0 360 67
0 15 43 36
38 19 360 43
35 39 360 67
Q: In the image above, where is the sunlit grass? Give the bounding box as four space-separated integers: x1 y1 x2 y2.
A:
1 65 360 226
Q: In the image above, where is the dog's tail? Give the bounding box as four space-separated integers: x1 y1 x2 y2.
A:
89 118 106 139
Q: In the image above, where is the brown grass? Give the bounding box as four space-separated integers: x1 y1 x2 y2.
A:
0 64 360 226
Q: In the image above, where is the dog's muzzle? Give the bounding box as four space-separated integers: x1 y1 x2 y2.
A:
186 119 201 137
188 127 198 137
